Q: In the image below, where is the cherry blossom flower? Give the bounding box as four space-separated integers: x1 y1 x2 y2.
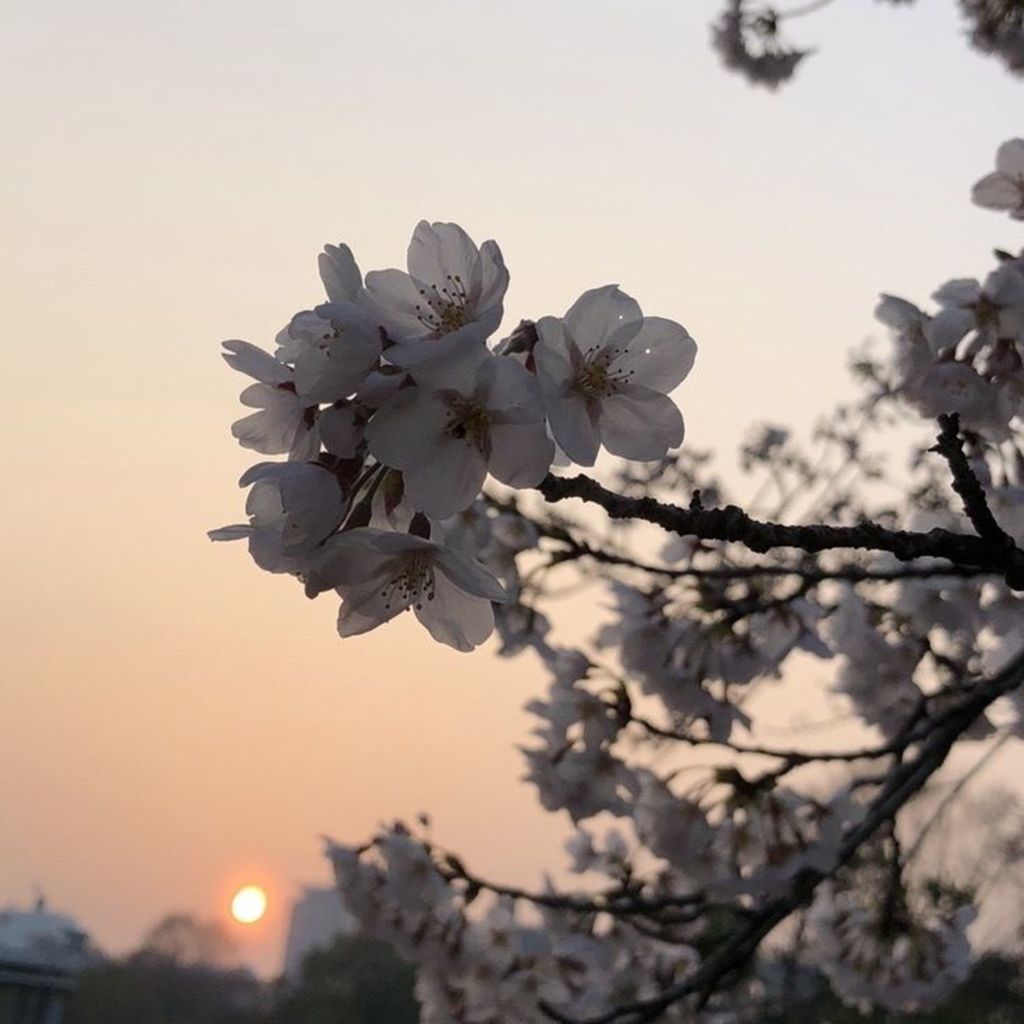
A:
972 138 1024 218
535 286 696 466
711 0 810 90
208 462 345 573
304 527 507 651
926 266 1024 354
367 347 554 518
360 221 509 349
903 360 1015 441
221 340 319 460
287 302 383 405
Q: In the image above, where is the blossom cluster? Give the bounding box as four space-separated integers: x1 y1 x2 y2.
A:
213 222 696 650
213 143 1024 1021
875 139 1024 442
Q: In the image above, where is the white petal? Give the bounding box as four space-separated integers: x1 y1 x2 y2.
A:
875 295 924 331
610 317 697 391
984 264 1024 305
995 139 1024 178
598 385 684 460
288 423 321 462
415 570 495 651
476 354 543 412
232 385 302 454
319 243 362 303
387 330 489 392
534 317 576 388
407 221 481 293
360 268 431 342
564 286 643 351
367 530 434 556
337 577 413 636
366 390 452 470
544 392 600 467
403 439 488 518
305 530 393 594
972 172 1022 211
208 525 250 541
294 307 381 402
477 239 510 317
318 403 363 458
222 340 293 384
434 549 509 602
275 311 333 363
932 278 981 307
277 465 345 554
489 420 555 488
925 308 974 353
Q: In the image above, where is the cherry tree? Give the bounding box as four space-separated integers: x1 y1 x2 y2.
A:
213 138 1024 1021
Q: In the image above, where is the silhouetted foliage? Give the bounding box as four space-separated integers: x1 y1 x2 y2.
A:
760 954 1024 1022
64 917 417 1024
268 934 419 1024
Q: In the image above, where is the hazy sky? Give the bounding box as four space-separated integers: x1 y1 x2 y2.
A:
2 0 1021 975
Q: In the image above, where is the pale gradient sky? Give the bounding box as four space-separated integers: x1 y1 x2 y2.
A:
1 0 1021 975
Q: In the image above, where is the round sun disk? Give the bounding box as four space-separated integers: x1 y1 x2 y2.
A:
231 885 267 924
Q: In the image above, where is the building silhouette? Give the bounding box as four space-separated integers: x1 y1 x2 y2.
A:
281 887 355 981
0 899 88 1024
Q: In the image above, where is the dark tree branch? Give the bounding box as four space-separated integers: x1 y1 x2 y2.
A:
535 420 1024 591
548 538 996 584
434 852 713 921
628 711 910 767
931 412 1016 547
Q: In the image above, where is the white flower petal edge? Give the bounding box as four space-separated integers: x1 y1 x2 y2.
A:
319 242 362 304
304 528 508 652
971 138 1024 219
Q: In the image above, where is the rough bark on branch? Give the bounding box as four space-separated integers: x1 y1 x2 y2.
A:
535 473 1024 589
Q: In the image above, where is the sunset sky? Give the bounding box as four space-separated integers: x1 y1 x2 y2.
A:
2 0 1022 975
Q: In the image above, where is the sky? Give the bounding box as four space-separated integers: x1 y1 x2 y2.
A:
1 0 1022 976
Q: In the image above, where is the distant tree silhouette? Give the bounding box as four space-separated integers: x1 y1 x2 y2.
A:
268 934 418 1024
65 914 263 1024
64 921 416 1024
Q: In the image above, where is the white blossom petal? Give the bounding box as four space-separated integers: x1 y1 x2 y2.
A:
318 403 363 458
995 138 1024 178
222 340 292 384
318 243 362 303
544 391 600 466
366 390 452 470
403 438 488 519
415 568 495 651
972 171 1023 210
407 221 482 295
434 549 508 602
598 385 684 460
489 420 555 487
564 286 643 350
610 317 697 391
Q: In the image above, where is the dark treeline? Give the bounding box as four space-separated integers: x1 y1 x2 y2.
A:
63 913 1024 1024
64 915 418 1024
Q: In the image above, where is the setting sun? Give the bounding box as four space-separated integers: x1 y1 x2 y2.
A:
230 885 267 925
